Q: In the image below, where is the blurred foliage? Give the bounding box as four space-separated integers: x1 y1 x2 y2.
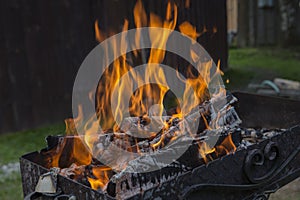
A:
0 124 64 165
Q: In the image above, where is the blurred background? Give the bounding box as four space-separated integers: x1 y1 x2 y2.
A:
0 0 299 199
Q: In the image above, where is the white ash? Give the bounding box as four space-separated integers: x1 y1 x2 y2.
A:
120 116 171 138
238 128 286 150
59 163 85 177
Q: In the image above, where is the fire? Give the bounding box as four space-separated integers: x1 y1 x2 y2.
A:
42 135 92 168
87 166 112 191
215 134 237 155
93 0 205 143
94 20 105 43
44 0 233 192
185 0 190 8
179 21 200 40
198 134 237 163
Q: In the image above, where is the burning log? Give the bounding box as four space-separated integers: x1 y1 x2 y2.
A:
119 92 241 137
39 92 242 196
91 93 241 171
96 93 242 197
119 116 172 138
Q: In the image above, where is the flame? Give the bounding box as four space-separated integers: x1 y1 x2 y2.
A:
87 166 112 190
217 134 237 154
134 0 147 27
148 1 177 63
43 0 229 192
198 141 212 163
43 139 67 168
91 0 225 141
71 137 92 165
43 135 92 168
185 0 190 8
179 21 200 40
213 26 218 34
198 134 236 163
65 105 83 135
95 20 105 43
90 0 225 177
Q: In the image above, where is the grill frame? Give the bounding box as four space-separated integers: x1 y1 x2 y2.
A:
20 92 300 200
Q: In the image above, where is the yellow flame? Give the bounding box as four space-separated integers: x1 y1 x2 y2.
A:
179 21 200 40
87 166 111 190
94 20 105 43
61 0 228 189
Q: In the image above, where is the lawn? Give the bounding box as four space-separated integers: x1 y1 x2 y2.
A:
0 47 299 199
224 47 300 90
0 124 65 200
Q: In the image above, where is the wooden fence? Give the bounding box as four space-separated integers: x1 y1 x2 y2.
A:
236 0 300 47
0 0 227 134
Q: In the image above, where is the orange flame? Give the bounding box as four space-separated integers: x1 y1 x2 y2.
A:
45 0 229 191
185 0 190 8
87 166 112 190
198 134 236 163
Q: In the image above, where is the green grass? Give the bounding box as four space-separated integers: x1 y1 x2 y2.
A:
0 124 65 199
0 124 65 165
224 48 300 90
0 172 22 200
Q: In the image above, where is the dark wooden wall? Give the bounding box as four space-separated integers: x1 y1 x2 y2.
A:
237 0 300 47
0 0 227 134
